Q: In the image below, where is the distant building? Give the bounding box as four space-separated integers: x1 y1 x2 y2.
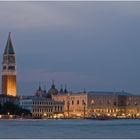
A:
118 95 140 117
20 84 64 118
52 91 140 118
52 92 88 118
20 96 64 119
2 33 17 97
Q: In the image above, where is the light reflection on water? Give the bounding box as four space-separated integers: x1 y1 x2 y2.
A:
0 119 140 139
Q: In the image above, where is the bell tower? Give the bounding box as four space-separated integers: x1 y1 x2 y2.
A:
2 32 17 96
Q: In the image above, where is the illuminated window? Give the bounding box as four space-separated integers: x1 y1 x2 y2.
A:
127 102 130 105
91 100 95 105
135 102 138 105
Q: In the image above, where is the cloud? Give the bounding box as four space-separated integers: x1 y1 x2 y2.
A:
18 68 85 83
0 2 80 30
0 2 140 31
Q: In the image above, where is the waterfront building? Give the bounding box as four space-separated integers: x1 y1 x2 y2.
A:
2 33 17 97
52 91 140 118
52 92 88 118
118 95 140 117
20 96 64 118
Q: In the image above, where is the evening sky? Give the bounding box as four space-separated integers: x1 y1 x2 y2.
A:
0 2 140 95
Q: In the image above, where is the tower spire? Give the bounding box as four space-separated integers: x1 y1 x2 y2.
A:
83 88 86 93
38 82 41 91
51 80 55 88
60 84 63 93
9 32 11 37
52 80 54 85
64 84 68 93
4 32 15 55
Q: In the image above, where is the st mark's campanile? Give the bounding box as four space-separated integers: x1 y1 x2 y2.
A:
2 32 17 97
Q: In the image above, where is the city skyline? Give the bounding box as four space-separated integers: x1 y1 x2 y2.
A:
0 2 140 95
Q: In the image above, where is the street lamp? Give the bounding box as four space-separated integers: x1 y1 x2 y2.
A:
43 113 47 118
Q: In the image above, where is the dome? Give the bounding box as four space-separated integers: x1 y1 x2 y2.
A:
35 85 47 97
47 82 58 98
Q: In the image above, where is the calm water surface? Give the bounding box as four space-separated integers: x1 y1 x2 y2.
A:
0 119 140 139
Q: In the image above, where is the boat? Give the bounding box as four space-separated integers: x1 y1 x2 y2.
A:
87 114 113 120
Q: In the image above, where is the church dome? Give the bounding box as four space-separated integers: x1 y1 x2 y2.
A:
47 81 58 98
35 85 47 97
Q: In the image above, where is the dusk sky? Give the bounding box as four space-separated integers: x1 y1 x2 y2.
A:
0 2 140 95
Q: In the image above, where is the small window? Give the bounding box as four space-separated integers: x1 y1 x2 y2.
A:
72 100 74 105
8 66 15 70
82 100 85 105
113 102 117 106
3 66 6 70
107 101 110 105
77 100 79 105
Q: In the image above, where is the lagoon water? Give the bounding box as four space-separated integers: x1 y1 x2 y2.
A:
0 119 140 139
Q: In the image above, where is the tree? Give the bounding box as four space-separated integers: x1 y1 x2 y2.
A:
0 102 31 115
